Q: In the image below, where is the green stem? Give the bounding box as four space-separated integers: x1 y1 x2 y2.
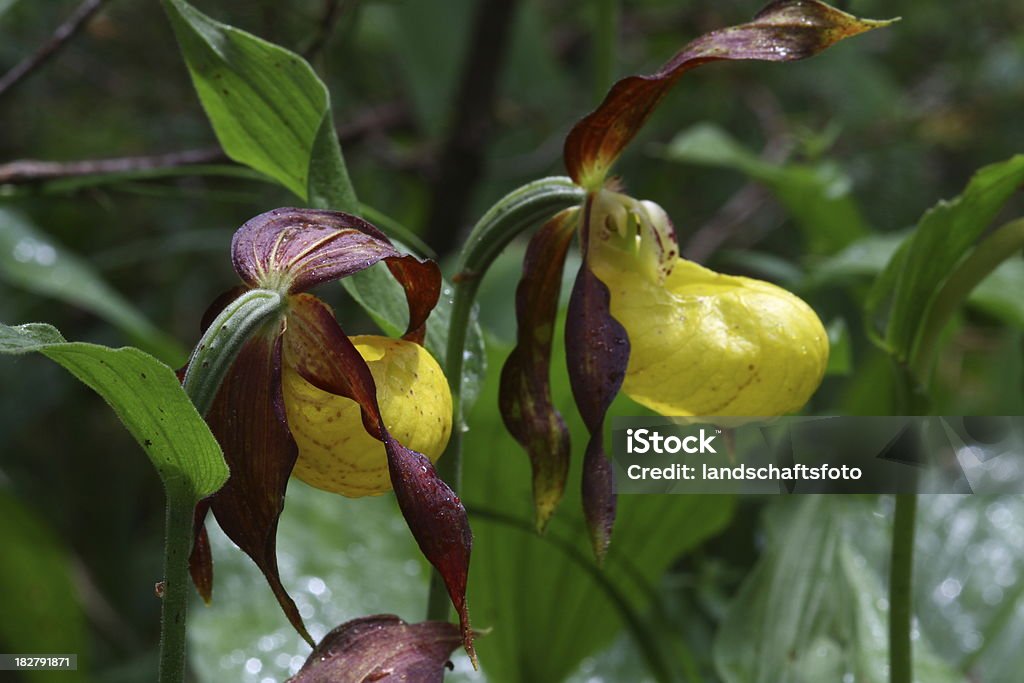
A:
155 287 288 681
425 177 586 621
889 493 917 683
909 217 1024 385
157 497 195 683
594 0 619 102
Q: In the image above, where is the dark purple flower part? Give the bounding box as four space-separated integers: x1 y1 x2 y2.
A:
499 208 579 533
188 208 474 657
564 0 894 189
288 615 463 683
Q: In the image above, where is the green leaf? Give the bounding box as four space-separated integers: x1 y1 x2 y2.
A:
463 333 733 682
307 110 358 211
807 231 908 287
865 155 1024 361
810 231 1024 331
713 498 964 683
0 322 227 502
342 264 487 414
0 490 91 683
162 0 356 211
0 209 184 364
664 123 869 253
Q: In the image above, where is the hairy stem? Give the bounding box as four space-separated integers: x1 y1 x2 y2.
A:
157 497 194 683
889 493 917 683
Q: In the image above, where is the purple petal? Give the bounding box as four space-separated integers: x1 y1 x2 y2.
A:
284 294 475 662
499 208 578 532
565 197 630 562
232 208 440 338
188 500 214 604
204 331 312 645
564 0 894 186
288 615 463 683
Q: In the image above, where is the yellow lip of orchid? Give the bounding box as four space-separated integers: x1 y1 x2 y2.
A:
588 189 829 417
590 248 830 417
283 334 453 497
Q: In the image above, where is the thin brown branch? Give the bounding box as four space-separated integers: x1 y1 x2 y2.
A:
0 148 226 184
0 0 111 100
0 100 411 184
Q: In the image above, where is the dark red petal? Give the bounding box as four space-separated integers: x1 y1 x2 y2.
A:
288 615 463 683
204 330 313 646
565 197 630 562
188 500 214 604
283 295 475 662
385 257 441 344
499 208 578 532
564 0 893 185
231 208 440 339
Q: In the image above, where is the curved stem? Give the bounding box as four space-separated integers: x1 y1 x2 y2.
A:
426 177 586 621
889 493 917 683
157 497 194 683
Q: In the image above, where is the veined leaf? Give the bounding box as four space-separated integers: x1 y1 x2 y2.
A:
162 0 357 212
0 209 184 364
0 322 227 502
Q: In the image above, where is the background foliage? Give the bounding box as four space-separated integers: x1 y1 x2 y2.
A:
2 1 1024 681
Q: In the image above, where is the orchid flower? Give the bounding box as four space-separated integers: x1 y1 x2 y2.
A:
186 208 474 660
500 0 893 558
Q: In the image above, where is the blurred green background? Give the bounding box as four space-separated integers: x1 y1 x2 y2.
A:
1 1 1023 681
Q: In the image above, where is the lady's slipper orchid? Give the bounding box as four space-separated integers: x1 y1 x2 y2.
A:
500 0 891 558
187 208 474 659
